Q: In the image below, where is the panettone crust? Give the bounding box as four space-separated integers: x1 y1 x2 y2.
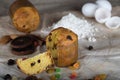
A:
46 27 78 67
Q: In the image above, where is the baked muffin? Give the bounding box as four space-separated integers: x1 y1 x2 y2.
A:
46 27 78 67
17 51 53 75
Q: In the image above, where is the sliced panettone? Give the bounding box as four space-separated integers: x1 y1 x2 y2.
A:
46 27 78 67
17 51 53 75
17 27 78 75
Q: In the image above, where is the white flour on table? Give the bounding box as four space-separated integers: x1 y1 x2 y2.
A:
51 13 106 42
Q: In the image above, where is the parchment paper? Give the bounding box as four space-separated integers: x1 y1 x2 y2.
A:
0 6 120 80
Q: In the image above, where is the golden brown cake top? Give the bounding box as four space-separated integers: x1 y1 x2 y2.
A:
49 27 78 46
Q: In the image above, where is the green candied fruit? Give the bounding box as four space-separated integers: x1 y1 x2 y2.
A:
55 73 61 79
55 68 61 73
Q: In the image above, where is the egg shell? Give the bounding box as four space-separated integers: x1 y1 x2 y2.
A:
82 3 98 17
105 16 120 29
96 0 112 11
95 8 111 23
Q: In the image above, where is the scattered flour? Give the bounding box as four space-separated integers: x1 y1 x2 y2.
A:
51 13 105 42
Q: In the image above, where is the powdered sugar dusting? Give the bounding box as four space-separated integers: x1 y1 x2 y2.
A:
51 13 103 42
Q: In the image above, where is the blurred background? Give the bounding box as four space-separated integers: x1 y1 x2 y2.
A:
0 0 119 16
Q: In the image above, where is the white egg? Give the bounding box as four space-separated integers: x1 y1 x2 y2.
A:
96 0 112 11
95 8 111 23
105 16 120 29
82 3 98 17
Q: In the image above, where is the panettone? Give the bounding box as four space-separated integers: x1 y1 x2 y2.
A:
16 27 78 75
46 27 78 67
17 51 53 75
9 0 40 33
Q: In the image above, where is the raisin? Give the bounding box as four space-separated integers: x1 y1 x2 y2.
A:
66 35 72 40
37 59 41 63
4 74 12 80
41 41 46 46
17 66 20 69
87 46 93 50
52 47 54 50
25 76 38 80
37 71 39 73
52 44 57 50
7 59 16 66
49 33 52 35
31 62 35 67
53 57 58 60
23 25 26 28
54 44 57 49
22 58 28 60
48 37 52 42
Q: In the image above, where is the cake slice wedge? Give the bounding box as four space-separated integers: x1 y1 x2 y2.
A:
17 51 53 75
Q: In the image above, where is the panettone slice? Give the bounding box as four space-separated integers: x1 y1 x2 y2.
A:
17 51 53 75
